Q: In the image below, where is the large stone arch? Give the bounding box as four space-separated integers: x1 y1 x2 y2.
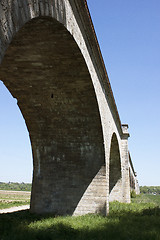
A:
109 133 123 202
0 11 107 214
0 0 134 215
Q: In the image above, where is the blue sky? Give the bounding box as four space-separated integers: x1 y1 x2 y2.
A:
0 0 160 186
87 0 160 186
0 83 32 183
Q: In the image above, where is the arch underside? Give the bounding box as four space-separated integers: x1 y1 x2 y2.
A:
0 17 106 215
129 170 135 190
109 133 122 202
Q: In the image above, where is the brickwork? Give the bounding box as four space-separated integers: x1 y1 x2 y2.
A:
129 153 140 195
0 0 138 215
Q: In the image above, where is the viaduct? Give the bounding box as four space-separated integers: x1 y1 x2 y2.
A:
0 0 139 215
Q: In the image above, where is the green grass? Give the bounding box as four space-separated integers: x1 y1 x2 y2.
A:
0 194 160 240
0 200 30 209
132 193 160 206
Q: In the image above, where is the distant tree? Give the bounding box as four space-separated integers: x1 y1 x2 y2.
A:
140 186 160 195
0 182 31 191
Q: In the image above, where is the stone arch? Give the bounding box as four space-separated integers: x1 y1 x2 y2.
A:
129 169 135 190
0 0 67 61
109 133 122 202
0 14 106 215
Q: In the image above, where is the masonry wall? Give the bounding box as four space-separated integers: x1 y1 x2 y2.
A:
0 0 132 215
129 160 140 195
0 16 107 215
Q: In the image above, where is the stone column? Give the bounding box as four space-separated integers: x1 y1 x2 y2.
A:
121 124 131 203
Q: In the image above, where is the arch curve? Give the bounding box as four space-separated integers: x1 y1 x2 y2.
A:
0 0 134 215
0 0 67 61
0 16 105 215
109 133 122 202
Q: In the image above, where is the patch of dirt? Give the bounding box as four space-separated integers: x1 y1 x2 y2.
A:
0 190 30 195
0 205 30 214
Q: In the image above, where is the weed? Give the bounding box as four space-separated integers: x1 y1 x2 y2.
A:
131 190 137 198
0 194 160 240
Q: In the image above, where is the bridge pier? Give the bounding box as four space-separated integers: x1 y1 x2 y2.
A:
30 139 106 215
121 125 131 203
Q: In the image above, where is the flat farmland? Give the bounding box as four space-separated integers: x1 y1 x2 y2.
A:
0 190 31 209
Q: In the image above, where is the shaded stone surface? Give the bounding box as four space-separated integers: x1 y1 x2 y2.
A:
0 0 139 216
0 17 105 215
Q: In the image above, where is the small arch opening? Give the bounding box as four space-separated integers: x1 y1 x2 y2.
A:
129 169 136 190
109 133 122 202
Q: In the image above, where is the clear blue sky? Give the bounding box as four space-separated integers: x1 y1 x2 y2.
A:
0 0 160 186
87 0 160 186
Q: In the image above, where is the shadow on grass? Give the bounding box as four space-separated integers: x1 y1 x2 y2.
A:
0 207 160 240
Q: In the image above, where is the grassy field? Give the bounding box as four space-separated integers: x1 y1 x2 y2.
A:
132 193 160 206
0 193 160 240
0 190 30 209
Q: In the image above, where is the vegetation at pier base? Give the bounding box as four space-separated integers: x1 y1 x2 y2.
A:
130 189 137 198
0 194 160 240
